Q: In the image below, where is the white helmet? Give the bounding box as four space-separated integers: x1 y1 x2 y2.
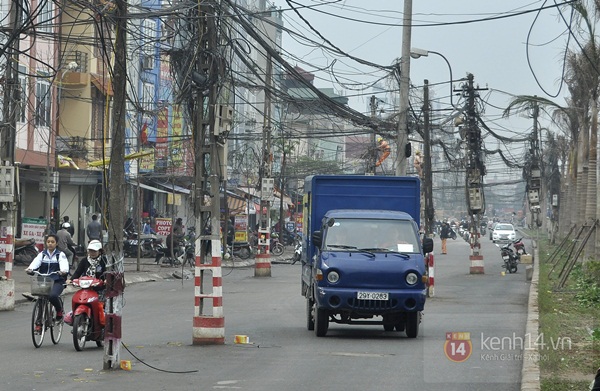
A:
87 240 102 251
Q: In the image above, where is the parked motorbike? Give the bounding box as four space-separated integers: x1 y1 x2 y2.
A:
123 230 162 258
448 228 457 240
229 242 253 259
155 241 183 266
155 238 195 267
513 237 527 258
291 240 302 265
68 276 105 351
496 241 519 274
14 238 39 265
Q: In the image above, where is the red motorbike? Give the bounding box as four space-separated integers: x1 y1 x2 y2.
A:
68 276 105 351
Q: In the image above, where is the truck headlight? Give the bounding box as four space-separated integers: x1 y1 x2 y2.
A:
406 272 418 285
327 271 340 283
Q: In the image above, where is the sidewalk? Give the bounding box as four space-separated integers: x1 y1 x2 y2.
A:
8 253 293 306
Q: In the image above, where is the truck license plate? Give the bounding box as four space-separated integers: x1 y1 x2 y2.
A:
357 292 389 300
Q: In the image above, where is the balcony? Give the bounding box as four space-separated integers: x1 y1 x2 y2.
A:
58 51 90 88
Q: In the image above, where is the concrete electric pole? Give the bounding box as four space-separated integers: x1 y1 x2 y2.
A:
256 54 273 277
396 0 412 176
192 1 226 345
460 74 487 274
0 0 22 310
103 0 128 369
422 80 434 237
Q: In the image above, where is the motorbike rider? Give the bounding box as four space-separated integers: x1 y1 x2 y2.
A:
25 234 70 325
68 240 107 284
65 240 107 325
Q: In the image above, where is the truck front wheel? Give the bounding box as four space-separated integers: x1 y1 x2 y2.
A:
405 311 420 338
314 307 329 337
306 298 315 331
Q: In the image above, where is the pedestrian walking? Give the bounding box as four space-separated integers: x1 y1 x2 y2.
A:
86 214 102 242
62 216 75 236
440 222 450 255
56 223 76 268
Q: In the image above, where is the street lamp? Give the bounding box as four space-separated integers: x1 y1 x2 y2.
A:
410 48 456 108
46 62 79 225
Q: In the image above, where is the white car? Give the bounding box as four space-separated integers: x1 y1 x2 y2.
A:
492 223 516 243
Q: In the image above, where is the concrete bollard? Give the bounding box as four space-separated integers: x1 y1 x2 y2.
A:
0 278 15 311
525 265 533 281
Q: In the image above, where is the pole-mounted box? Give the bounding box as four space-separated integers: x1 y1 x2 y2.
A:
0 166 15 203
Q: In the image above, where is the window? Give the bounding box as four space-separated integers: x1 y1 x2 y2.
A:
37 0 53 34
141 81 155 113
325 218 420 253
143 19 157 56
18 65 27 123
35 78 51 127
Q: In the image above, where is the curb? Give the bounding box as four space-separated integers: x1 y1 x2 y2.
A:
521 243 540 391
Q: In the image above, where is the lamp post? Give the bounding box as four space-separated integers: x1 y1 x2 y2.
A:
409 48 455 237
410 48 455 108
46 62 79 227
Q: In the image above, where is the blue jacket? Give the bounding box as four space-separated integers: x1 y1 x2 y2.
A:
28 249 69 282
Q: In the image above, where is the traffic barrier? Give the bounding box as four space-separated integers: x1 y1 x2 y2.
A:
469 228 484 274
426 252 434 297
254 231 271 277
1 229 15 310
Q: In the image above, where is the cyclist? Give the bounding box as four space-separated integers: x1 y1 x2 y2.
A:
25 234 69 327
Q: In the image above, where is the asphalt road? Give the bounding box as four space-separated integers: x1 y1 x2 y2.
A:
0 236 532 391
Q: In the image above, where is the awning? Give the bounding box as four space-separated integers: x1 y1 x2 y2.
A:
91 73 114 96
88 150 154 167
130 182 169 194
227 196 246 214
153 181 191 194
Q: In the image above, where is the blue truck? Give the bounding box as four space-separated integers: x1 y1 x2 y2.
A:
301 175 433 338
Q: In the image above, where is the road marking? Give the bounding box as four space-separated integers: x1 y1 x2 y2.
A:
329 352 391 358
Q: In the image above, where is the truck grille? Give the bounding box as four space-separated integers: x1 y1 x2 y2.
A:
348 298 396 310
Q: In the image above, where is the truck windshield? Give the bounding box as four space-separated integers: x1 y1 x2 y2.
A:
324 218 420 253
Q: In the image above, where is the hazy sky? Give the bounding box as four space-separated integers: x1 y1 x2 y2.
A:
269 1 571 126
269 0 574 178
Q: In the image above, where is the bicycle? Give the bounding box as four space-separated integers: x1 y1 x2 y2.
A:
28 271 64 348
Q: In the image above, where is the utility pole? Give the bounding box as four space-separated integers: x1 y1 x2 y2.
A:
527 100 542 228
396 0 412 176
192 0 226 345
423 80 434 237
0 0 22 310
256 53 273 277
460 73 487 274
369 95 377 175
103 0 127 369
